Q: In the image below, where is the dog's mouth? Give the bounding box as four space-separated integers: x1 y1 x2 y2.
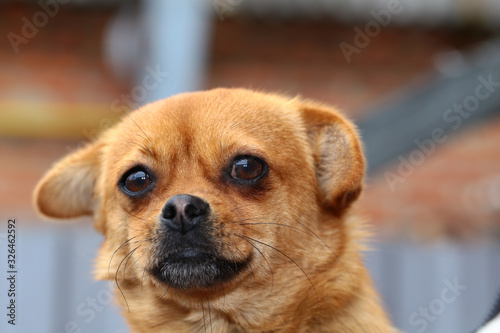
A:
150 249 251 290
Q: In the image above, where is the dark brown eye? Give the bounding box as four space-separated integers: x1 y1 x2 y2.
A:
230 156 266 181
119 167 153 196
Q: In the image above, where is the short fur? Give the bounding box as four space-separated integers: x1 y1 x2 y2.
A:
34 88 395 332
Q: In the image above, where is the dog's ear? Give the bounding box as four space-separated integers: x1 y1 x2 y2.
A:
34 142 102 220
298 99 365 215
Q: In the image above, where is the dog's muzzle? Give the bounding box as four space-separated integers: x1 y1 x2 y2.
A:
149 194 249 290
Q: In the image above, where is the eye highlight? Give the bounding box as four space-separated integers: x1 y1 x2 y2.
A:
119 166 154 196
230 156 267 182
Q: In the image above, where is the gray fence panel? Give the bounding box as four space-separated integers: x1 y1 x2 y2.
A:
365 242 500 333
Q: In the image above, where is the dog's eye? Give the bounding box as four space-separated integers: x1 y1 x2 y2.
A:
230 156 266 181
119 167 153 195
125 171 150 192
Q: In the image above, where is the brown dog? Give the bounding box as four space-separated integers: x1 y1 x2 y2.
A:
34 88 395 332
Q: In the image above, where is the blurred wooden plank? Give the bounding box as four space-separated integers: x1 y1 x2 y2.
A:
0 102 122 139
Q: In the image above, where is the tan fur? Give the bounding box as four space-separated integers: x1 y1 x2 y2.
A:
34 88 395 332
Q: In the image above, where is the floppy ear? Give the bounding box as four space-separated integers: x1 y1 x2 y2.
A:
298 100 365 215
34 142 102 220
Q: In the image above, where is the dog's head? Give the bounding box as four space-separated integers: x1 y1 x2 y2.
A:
34 88 364 299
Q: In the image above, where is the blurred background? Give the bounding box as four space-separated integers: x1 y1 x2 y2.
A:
1 0 500 332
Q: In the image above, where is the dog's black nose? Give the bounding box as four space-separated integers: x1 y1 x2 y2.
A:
161 194 210 234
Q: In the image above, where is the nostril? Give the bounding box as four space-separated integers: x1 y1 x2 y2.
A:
184 203 202 219
162 204 177 220
185 196 209 218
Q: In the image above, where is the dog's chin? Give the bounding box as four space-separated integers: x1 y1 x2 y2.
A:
150 250 250 290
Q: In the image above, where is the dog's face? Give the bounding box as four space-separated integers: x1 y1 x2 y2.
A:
34 88 364 306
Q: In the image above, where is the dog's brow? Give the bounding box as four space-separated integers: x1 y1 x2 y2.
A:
138 144 157 160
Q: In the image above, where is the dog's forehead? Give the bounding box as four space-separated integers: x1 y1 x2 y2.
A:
113 89 305 157
151 89 297 132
